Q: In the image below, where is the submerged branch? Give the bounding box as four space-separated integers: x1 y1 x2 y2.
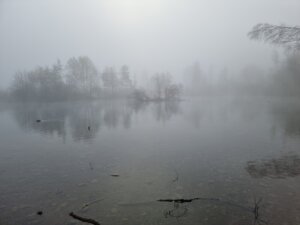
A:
158 197 253 212
69 212 101 225
158 197 266 223
81 199 104 210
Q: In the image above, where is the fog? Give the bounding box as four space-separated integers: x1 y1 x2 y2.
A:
1 0 300 88
1 1 300 225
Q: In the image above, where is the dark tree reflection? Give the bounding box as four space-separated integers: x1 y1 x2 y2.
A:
11 100 181 142
152 101 181 122
12 103 67 140
68 103 102 142
103 106 119 129
272 105 300 137
246 154 300 178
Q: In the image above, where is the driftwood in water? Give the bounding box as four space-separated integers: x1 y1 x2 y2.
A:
157 197 219 204
110 174 120 177
158 197 267 224
69 212 101 225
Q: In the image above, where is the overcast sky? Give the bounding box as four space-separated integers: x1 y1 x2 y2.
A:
0 0 300 87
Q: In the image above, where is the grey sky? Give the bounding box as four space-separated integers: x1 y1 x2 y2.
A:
0 0 300 87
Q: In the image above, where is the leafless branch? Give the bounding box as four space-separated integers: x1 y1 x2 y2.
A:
248 23 300 50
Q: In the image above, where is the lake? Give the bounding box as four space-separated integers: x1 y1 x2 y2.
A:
0 97 300 225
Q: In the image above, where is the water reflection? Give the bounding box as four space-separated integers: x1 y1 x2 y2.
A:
68 104 102 142
272 104 300 137
12 103 67 139
9 98 300 143
10 100 181 142
152 101 182 122
3 98 300 225
246 154 300 178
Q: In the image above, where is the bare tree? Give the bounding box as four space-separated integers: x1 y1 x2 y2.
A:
102 67 119 94
152 73 172 100
151 73 183 100
66 56 99 98
248 23 300 50
184 62 207 95
10 60 66 101
165 84 183 100
120 65 132 88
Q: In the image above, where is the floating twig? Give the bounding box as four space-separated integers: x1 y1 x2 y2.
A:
158 197 219 204
110 174 120 177
69 212 101 225
81 199 104 210
158 198 199 203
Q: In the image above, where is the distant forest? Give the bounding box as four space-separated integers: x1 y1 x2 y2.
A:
1 52 300 102
3 56 182 102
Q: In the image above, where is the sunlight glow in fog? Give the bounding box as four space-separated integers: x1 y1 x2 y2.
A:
103 0 162 25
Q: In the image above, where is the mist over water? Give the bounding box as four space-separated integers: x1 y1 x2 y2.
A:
0 98 300 224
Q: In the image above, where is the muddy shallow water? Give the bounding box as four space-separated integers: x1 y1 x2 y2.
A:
0 97 300 225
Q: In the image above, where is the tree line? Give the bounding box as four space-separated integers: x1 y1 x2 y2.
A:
7 56 183 102
10 56 134 101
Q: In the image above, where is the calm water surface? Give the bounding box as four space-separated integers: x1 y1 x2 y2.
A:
0 97 300 225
